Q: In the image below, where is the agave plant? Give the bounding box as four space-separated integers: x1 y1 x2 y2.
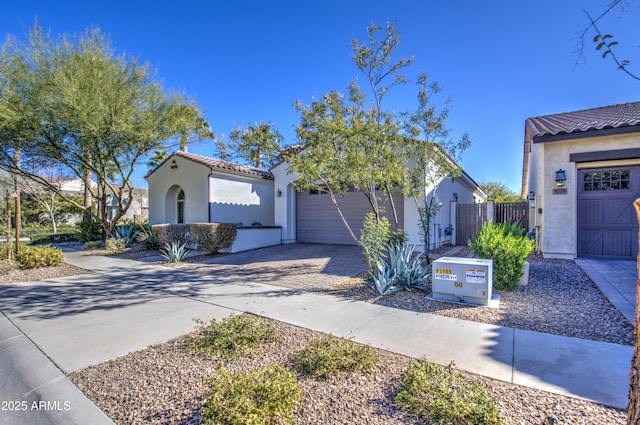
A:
160 240 191 263
365 261 400 296
110 225 140 248
388 242 430 291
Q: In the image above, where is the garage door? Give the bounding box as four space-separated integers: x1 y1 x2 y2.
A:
296 189 404 245
577 166 640 259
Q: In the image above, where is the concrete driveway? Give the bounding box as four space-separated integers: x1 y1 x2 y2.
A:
0 243 364 425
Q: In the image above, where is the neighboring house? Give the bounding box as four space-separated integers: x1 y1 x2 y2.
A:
521 102 640 260
271 155 486 251
147 149 485 253
105 186 149 224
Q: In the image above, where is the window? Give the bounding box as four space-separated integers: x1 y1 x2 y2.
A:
177 189 185 223
583 169 630 191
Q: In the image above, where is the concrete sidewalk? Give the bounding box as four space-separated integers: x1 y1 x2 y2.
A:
0 246 633 425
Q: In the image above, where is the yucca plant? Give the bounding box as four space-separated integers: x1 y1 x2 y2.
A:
365 261 400 296
110 225 140 247
389 242 430 291
160 240 191 263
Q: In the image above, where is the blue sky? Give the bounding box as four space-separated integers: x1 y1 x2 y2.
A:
2 1 638 193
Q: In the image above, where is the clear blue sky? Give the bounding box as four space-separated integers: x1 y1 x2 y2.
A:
2 0 638 193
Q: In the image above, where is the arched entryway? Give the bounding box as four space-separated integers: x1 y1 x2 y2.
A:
165 185 185 224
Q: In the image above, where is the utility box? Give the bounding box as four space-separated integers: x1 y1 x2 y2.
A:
431 257 495 307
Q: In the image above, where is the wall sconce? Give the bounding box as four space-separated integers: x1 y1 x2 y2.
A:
170 160 178 170
555 169 566 187
453 192 458 202
276 189 282 197
527 191 535 200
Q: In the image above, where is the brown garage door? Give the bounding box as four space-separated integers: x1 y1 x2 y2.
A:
577 166 640 259
296 189 404 245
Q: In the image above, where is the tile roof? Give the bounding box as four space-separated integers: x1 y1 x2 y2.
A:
526 102 640 141
176 151 274 179
146 150 273 179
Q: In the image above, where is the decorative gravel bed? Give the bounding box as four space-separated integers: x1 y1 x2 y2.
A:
330 256 635 346
68 318 627 425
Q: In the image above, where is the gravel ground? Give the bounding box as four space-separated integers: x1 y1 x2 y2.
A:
1 247 633 424
330 252 634 346
68 318 627 425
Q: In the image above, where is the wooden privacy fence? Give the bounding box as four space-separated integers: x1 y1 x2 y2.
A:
456 203 487 245
494 202 529 229
455 201 529 245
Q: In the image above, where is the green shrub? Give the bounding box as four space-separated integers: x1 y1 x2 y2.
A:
105 237 127 253
137 225 162 250
16 245 64 269
293 334 379 377
360 212 390 270
202 363 301 425
396 360 504 425
77 220 104 242
192 314 279 359
468 222 534 291
501 221 526 238
191 223 237 253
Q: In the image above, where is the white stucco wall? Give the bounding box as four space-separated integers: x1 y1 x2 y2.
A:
209 173 274 226
527 132 640 258
271 161 297 243
146 155 212 225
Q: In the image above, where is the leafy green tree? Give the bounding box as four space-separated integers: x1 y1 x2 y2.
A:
288 23 411 242
227 121 284 169
479 181 522 203
403 73 470 259
288 22 469 259
0 24 207 234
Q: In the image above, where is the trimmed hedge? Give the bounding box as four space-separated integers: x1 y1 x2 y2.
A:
151 223 237 253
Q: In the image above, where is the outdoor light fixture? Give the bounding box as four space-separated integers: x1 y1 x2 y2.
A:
555 169 566 187
276 189 282 197
527 191 535 200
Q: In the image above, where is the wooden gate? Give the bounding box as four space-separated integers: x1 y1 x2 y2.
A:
456 203 487 245
495 202 528 229
456 201 529 245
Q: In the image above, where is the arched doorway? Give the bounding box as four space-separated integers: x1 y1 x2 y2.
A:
165 185 185 224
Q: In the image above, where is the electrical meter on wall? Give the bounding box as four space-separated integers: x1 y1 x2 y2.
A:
431 257 495 307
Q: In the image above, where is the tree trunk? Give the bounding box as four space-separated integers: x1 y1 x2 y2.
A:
628 199 640 424
83 168 92 222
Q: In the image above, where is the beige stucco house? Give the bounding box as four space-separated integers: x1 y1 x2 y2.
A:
272 155 486 251
521 102 640 259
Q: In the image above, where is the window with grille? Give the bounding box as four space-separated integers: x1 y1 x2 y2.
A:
583 169 630 191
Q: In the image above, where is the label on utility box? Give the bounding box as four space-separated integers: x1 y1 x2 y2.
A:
466 269 486 284
434 268 457 281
